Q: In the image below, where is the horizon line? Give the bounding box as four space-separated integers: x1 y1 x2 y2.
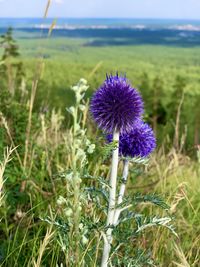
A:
0 17 200 21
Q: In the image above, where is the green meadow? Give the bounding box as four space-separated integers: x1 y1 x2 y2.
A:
0 31 200 266
18 37 200 148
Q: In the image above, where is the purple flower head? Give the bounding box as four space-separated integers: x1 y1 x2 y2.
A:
90 74 144 134
107 121 156 158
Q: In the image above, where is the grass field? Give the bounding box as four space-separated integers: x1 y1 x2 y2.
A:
15 37 200 150
0 29 200 266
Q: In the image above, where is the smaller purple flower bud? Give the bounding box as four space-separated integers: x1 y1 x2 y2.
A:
107 121 156 158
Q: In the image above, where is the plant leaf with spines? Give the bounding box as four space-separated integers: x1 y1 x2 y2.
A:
132 192 170 210
85 187 109 203
121 156 149 165
135 216 178 237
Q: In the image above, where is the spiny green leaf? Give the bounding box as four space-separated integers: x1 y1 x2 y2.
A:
82 173 110 188
40 216 69 232
100 140 118 160
135 216 178 237
133 193 170 210
121 156 149 165
85 187 109 203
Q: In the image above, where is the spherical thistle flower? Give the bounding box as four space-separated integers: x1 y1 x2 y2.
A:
90 74 144 134
107 121 156 158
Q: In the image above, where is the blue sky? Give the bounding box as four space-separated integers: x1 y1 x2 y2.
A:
0 0 200 19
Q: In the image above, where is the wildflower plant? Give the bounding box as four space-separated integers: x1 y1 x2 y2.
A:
42 79 97 266
90 74 177 266
42 76 177 267
64 78 96 265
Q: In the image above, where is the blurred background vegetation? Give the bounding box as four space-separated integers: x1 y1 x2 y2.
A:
0 17 200 266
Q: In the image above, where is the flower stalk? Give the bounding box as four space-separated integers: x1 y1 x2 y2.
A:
113 159 129 225
101 129 119 267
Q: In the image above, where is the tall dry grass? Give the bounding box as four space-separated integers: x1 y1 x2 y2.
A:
0 147 16 206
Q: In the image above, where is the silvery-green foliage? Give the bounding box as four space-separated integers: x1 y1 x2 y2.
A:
135 216 177 237
105 158 176 265
132 192 170 209
42 79 97 263
115 211 176 238
121 156 149 165
40 216 69 232
113 249 156 267
100 140 119 161
67 78 95 168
